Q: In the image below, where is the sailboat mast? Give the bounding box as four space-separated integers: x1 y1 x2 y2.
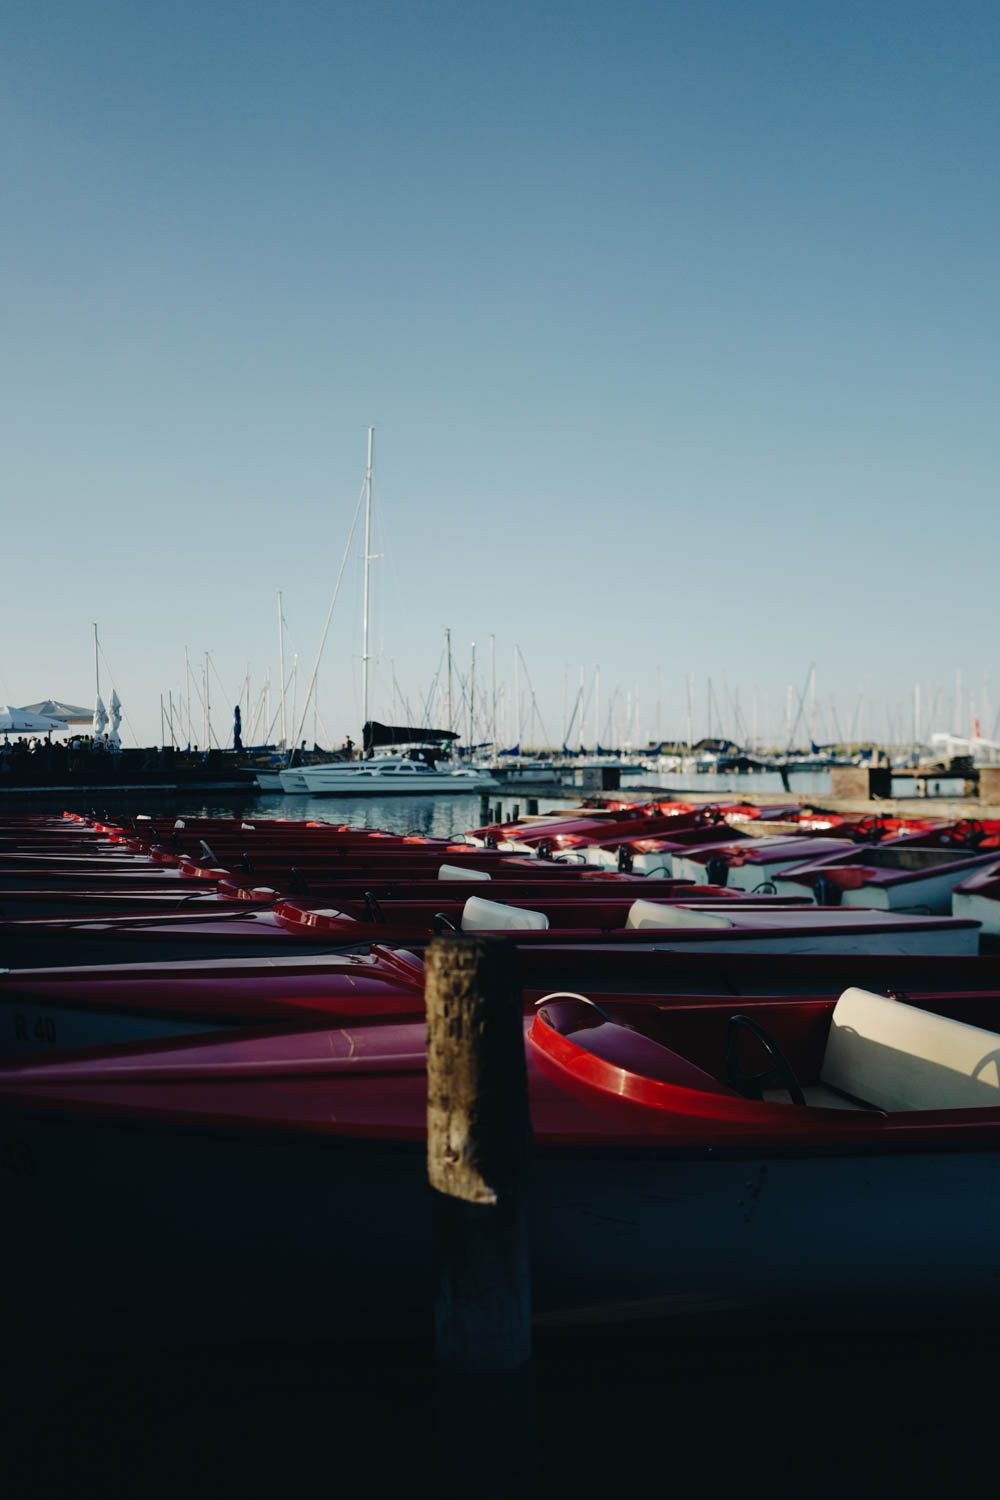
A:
514 648 520 745
469 641 476 751
277 590 287 749
594 665 600 750
490 634 496 752
361 425 374 737
446 628 453 735
93 622 100 701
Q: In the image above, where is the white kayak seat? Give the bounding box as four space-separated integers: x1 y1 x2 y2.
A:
438 863 491 882
461 896 549 931
625 901 733 931
818 988 1000 1112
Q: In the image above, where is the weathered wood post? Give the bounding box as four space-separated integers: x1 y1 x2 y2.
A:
426 935 534 1494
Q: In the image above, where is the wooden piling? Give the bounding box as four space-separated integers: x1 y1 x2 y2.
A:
425 935 534 1493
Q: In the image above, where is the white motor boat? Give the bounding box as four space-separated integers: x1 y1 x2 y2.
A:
296 754 498 797
277 768 310 793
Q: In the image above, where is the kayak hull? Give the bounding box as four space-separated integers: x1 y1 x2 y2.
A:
4 1109 1000 1346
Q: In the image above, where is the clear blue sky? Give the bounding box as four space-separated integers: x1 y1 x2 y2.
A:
3 0 998 748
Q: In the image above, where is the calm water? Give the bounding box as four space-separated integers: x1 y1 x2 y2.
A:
15 788 488 838
10 773 969 837
251 791 486 838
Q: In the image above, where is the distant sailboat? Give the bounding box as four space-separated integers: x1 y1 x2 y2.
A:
276 430 496 796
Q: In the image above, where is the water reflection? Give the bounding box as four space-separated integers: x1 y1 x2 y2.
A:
26 790 486 839
251 793 485 838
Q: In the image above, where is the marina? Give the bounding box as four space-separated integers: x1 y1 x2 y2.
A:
7 4 1000 1493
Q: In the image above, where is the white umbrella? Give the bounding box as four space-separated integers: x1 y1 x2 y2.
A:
19 700 93 725
0 705 68 734
108 689 122 748
93 695 108 736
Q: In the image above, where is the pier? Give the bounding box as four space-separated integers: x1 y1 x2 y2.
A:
478 782 1000 828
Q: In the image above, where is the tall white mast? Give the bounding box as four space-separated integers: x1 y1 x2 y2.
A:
93 621 100 701
446 628 453 735
361 425 374 737
469 641 476 751
277 590 287 749
514 647 520 745
490 634 497 752
185 646 192 747
579 665 585 750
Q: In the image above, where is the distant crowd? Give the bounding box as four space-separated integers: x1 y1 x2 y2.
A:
1 733 119 760
0 735 123 782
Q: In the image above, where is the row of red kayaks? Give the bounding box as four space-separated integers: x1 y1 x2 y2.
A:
4 802 1000 1338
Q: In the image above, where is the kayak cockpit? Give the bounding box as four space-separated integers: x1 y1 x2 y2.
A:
529 988 1000 1136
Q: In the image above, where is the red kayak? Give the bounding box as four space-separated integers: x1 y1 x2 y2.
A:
6 926 1000 1057
0 893 979 969
4 982 1000 1346
0 944 426 1052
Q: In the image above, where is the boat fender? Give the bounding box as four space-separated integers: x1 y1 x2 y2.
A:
289 867 311 897
617 845 634 874
705 855 729 887
240 852 255 875
813 874 841 907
